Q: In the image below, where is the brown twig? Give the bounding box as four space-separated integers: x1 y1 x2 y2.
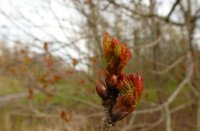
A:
99 115 113 131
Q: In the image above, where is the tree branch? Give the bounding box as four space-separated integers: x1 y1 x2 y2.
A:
165 0 181 21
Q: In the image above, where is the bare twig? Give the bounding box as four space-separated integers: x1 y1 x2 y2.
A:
0 93 27 107
134 35 163 49
143 111 165 131
135 53 193 117
135 71 191 115
165 0 181 21
127 111 165 131
100 115 113 131
121 112 137 131
108 0 184 26
152 56 185 75
164 106 171 131
188 81 200 98
164 52 193 106
10 111 59 118
170 100 195 114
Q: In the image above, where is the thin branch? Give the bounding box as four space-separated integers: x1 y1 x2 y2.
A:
136 70 190 115
0 93 27 107
129 111 165 131
152 56 185 75
170 100 195 114
188 81 200 98
164 106 171 131
165 0 181 21
10 112 59 118
99 115 113 131
121 112 137 131
144 111 165 131
108 0 184 26
134 35 163 49
135 52 193 115
164 53 193 106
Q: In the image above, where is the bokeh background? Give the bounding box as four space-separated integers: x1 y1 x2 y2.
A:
0 0 200 131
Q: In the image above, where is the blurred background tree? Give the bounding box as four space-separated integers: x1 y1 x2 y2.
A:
0 0 200 131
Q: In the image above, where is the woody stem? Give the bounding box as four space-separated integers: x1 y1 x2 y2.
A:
99 108 113 131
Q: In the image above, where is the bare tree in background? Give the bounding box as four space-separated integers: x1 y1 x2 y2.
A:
0 0 200 130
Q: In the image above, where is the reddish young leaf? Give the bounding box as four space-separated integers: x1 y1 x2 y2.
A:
96 32 144 124
102 32 132 75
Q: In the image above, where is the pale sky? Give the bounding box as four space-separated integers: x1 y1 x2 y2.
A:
0 0 176 44
0 0 189 42
0 0 199 60
0 0 89 64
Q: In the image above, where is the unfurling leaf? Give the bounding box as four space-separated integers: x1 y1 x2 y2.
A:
96 32 144 127
102 32 131 75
